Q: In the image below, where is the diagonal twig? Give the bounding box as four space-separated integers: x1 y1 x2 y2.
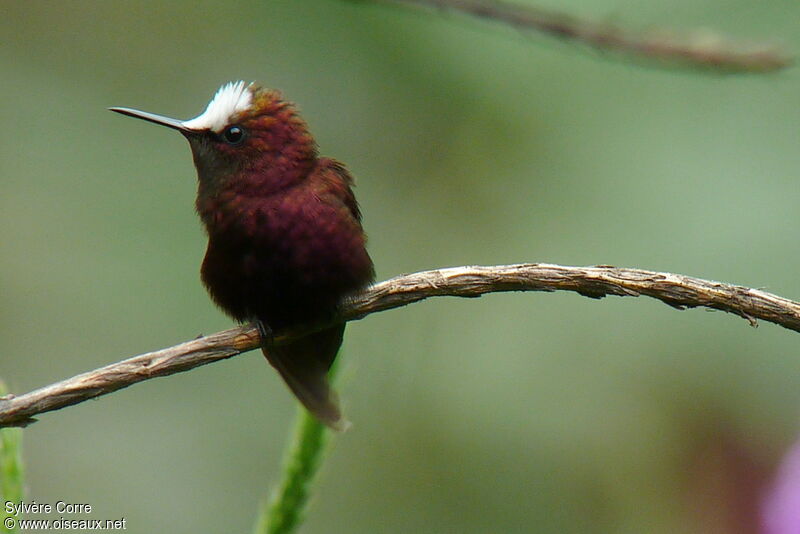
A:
1 263 799 428
381 0 792 73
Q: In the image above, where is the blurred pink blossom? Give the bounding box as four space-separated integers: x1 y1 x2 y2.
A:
763 436 800 534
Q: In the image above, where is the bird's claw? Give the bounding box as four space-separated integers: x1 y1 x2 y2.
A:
254 319 274 349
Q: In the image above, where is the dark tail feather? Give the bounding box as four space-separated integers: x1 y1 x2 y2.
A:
262 323 348 431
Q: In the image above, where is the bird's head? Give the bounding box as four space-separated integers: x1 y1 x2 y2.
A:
111 81 318 196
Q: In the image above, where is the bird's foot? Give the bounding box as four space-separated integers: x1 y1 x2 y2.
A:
254 319 274 349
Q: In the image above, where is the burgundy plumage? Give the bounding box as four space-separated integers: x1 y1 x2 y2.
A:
111 82 374 429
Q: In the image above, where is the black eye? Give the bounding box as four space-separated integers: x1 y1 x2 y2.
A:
222 125 245 145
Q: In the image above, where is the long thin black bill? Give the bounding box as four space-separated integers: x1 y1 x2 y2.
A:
109 107 189 132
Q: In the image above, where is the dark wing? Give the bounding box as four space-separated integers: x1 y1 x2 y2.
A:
259 158 372 431
315 158 363 222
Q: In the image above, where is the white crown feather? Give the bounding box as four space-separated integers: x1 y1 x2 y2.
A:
182 81 254 132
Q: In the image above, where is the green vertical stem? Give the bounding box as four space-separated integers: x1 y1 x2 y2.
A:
0 380 24 534
254 360 340 534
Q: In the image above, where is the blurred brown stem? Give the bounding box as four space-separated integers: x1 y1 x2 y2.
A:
382 0 792 73
2 262 799 428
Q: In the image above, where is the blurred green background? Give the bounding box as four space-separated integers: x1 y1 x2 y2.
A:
2 1 800 532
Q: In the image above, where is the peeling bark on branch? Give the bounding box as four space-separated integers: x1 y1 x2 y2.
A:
2 263 799 428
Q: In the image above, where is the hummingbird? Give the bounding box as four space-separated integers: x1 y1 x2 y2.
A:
110 81 375 430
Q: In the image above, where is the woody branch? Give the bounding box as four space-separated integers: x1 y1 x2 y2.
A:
2 262 799 428
384 0 792 73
